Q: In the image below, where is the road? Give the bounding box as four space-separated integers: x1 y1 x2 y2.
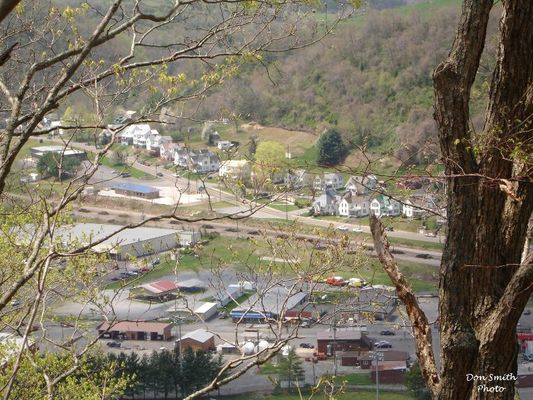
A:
48 138 445 246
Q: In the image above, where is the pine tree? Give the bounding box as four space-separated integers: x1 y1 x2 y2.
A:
317 128 347 166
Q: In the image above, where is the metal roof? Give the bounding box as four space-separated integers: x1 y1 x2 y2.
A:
111 182 159 194
58 223 179 249
138 280 177 294
317 329 364 341
98 321 172 334
180 329 214 343
177 278 207 289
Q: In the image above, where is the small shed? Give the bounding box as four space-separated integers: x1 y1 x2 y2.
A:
215 285 244 307
176 329 215 352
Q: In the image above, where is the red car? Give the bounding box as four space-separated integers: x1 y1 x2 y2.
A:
326 276 346 286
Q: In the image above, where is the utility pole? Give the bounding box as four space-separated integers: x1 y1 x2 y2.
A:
370 350 384 400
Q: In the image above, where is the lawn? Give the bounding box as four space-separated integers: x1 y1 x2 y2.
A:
99 156 155 179
339 373 373 386
105 235 261 289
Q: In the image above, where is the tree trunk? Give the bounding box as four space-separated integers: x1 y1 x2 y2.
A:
432 0 533 399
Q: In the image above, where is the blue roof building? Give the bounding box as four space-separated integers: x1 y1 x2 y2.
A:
111 183 160 199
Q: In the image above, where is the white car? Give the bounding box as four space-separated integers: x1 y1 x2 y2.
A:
336 225 349 231
352 227 363 233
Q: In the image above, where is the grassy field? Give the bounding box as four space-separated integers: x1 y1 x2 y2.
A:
340 373 373 386
99 156 155 180
105 230 438 293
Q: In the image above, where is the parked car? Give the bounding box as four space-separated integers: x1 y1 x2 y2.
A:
299 343 314 349
391 249 405 254
151 258 160 266
326 276 346 286
201 224 215 229
523 353 533 362
374 341 392 349
352 227 364 233
424 232 437 237
380 330 396 336
10 299 22 307
336 225 349 231
225 227 239 232
248 230 260 235
384 226 394 232
415 253 433 259
523 309 531 315
156 172 164 177
106 341 121 348
120 172 130 178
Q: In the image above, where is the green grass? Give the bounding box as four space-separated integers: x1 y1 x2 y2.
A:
99 156 155 179
340 373 373 386
105 236 260 289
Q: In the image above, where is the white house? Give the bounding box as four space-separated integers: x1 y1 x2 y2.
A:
402 195 437 219
314 173 344 191
345 175 378 195
190 151 220 173
219 159 251 180
337 192 370 217
217 140 233 151
160 142 180 161
146 134 171 152
370 195 401 217
312 188 340 215
119 124 151 146
173 148 219 173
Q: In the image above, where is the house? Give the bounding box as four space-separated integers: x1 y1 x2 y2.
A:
402 195 437 219
219 159 251 180
173 148 220 173
370 195 401 217
313 188 340 215
118 124 151 146
146 134 172 152
174 147 191 167
284 169 314 189
189 150 220 173
337 192 370 217
345 175 378 195
217 140 233 151
370 363 407 384
160 142 180 161
176 329 215 352
314 173 344 191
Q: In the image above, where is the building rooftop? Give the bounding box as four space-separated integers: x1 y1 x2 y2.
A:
138 280 177 294
31 146 85 156
317 328 364 341
177 278 207 289
180 329 214 343
111 182 159 194
98 321 172 335
56 223 179 251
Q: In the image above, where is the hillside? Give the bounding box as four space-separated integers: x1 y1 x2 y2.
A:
193 0 497 166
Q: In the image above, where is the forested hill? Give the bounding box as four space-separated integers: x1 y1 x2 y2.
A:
197 0 496 163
